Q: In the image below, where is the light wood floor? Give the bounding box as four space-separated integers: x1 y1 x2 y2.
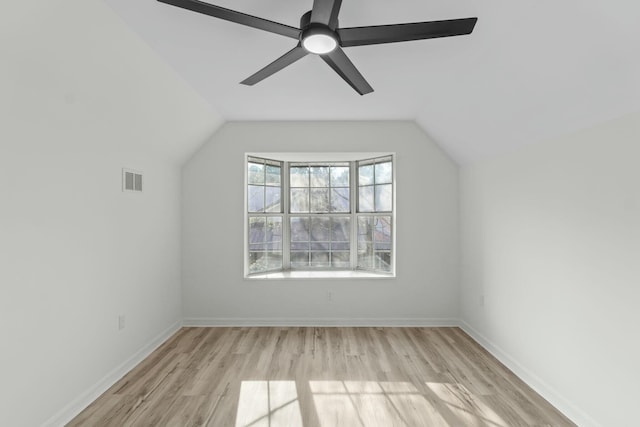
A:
68 327 576 426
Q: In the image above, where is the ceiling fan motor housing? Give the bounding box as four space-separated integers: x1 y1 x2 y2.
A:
300 11 339 54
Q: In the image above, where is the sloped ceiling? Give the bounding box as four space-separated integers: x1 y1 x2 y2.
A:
2 0 222 165
108 1 640 162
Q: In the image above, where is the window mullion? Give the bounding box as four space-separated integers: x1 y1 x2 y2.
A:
372 159 377 212
283 161 290 270
350 161 357 270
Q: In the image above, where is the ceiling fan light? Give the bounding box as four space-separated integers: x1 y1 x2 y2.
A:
302 33 337 54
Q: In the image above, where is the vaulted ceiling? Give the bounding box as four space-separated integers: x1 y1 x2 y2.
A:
107 1 639 163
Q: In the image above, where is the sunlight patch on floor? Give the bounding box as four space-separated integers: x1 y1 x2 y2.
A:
235 381 303 427
235 380 510 427
309 380 448 427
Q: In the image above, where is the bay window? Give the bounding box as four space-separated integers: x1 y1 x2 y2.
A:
246 154 394 277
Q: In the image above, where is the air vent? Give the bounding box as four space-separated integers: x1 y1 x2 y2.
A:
122 168 143 192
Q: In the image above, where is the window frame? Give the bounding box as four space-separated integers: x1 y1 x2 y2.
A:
245 153 395 278
355 156 394 273
246 157 285 275
287 161 354 271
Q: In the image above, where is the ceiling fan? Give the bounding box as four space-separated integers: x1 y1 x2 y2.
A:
158 0 478 95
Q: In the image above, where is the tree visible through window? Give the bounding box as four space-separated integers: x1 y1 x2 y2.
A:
246 155 394 276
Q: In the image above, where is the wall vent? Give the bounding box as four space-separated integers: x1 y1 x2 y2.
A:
122 168 143 192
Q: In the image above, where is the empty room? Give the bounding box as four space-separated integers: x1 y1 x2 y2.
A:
2 0 638 426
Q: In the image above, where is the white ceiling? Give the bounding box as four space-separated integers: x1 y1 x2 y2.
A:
104 0 640 164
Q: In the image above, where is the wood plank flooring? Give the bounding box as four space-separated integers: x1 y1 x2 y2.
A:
68 327 576 426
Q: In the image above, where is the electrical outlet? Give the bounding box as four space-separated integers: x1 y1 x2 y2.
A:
118 314 126 330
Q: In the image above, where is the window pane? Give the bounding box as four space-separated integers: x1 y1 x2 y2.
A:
332 217 350 241
357 215 392 272
357 216 373 269
357 241 374 270
331 188 350 212
249 251 266 273
266 165 281 185
359 186 374 212
311 242 330 250
332 251 350 268
290 217 310 241
311 251 330 267
332 242 350 251
266 251 283 270
375 252 392 272
249 243 265 251
267 217 282 250
249 217 265 244
267 217 282 239
310 188 330 213
330 166 349 187
248 162 264 185
310 217 331 241
358 217 373 241
290 188 309 213
359 164 374 186
374 216 392 249
375 161 392 184
310 166 330 187
248 185 264 212
374 216 392 241
265 187 281 212
290 166 309 187
375 184 392 212
291 251 309 267
291 242 309 250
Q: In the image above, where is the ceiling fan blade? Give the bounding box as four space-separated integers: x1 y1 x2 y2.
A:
311 0 342 28
321 47 373 95
337 17 477 47
241 45 308 86
158 0 301 39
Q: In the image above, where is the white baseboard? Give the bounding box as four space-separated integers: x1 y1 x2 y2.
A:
458 321 600 427
183 317 460 327
42 320 183 427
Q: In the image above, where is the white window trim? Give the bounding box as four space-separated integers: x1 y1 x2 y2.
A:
244 153 396 279
245 270 394 280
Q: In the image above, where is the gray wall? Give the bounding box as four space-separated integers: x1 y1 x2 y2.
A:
0 1 219 425
182 121 460 324
460 111 640 427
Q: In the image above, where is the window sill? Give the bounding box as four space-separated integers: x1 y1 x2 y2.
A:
245 270 395 280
